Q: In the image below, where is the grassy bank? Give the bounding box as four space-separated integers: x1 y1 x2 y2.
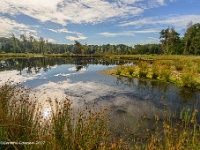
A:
0 53 43 58
106 58 200 90
2 53 200 60
0 53 103 58
0 82 200 149
108 54 200 61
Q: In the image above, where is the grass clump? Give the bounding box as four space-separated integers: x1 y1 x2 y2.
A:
159 69 171 82
0 81 40 150
174 61 184 71
128 67 134 76
151 63 160 79
0 81 128 150
132 104 200 149
138 61 148 78
181 73 198 89
109 57 200 90
1 81 200 149
116 67 122 75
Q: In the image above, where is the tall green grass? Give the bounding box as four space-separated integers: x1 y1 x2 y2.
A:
111 59 200 90
138 61 148 78
0 81 200 149
0 82 127 149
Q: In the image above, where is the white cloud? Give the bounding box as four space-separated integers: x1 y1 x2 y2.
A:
46 28 81 35
99 32 135 37
46 38 55 43
0 16 37 37
148 37 159 41
119 17 154 27
99 29 159 37
156 0 165 5
66 35 88 41
0 0 144 25
119 15 200 30
120 0 143 4
132 29 160 33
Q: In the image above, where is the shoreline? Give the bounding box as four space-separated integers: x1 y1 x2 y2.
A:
100 62 200 90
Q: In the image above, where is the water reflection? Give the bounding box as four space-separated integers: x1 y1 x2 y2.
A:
0 57 200 140
0 57 129 74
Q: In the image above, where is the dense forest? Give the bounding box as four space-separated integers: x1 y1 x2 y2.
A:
0 23 200 55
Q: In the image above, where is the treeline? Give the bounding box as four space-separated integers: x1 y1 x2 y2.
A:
0 35 161 55
0 23 200 55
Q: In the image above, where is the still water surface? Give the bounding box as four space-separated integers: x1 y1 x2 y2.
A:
0 57 200 133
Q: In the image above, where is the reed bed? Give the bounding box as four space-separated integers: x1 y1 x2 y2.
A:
112 59 200 90
0 81 200 149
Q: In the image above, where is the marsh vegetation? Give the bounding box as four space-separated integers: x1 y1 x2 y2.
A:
110 56 200 90
0 82 200 149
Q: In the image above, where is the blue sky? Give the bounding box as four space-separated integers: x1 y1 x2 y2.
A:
0 0 200 46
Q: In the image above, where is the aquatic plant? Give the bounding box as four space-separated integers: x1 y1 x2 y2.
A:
0 82 128 150
1 81 200 149
128 67 134 76
116 67 122 75
159 68 171 82
174 61 184 71
181 73 198 89
151 63 159 79
138 61 148 78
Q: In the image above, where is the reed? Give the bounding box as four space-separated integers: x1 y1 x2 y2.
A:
151 63 160 79
1 82 200 149
138 61 148 78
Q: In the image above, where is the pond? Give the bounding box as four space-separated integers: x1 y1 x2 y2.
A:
0 57 200 136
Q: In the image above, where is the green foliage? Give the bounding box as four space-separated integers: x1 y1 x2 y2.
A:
128 67 134 75
133 44 162 54
159 69 171 82
0 82 127 149
160 27 180 55
1 23 200 55
116 68 122 75
151 63 159 79
174 61 184 71
181 73 198 89
1 82 200 149
138 61 148 77
184 23 200 55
